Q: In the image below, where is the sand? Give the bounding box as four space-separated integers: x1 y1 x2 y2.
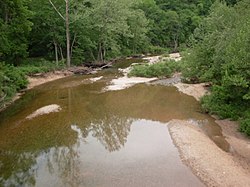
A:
168 120 250 187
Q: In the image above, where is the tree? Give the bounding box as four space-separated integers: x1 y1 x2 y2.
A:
0 0 32 65
182 0 250 136
49 0 71 67
29 0 65 64
81 0 148 62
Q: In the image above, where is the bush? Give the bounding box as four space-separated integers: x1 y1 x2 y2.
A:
0 62 28 108
128 60 180 78
148 46 169 55
181 1 250 136
0 59 66 109
19 58 65 75
240 118 250 136
239 110 250 136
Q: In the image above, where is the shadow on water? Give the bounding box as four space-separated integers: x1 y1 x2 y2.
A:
0 63 229 186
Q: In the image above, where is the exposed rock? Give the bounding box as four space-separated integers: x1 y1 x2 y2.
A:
174 82 209 101
149 73 181 86
89 76 103 82
105 61 157 91
26 104 61 120
105 76 157 91
143 56 162 64
169 53 182 61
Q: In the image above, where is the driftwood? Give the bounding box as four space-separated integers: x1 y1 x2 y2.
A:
68 67 92 75
100 62 112 69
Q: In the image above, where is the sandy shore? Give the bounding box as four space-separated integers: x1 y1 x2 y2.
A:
174 82 209 101
0 70 73 113
215 119 250 170
27 70 73 90
149 61 250 186
168 80 250 187
168 120 250 187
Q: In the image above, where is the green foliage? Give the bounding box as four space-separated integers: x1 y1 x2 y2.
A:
0 62 28 107
139 0 214 51
0 0 33 64
0 58 65 108
27 0 216 63
148 46 169 55
19 58 65 75
240 117 250 136
28 0 150 64
183 0 250 136
128 60 180 78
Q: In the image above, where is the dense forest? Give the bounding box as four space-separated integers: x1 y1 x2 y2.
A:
0 0 249 135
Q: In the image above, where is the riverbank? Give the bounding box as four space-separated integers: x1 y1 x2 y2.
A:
27 70 73 90
0 66 98 112
168 120 250 187
168 77 250 186
143 55 250 186
2 56 249 187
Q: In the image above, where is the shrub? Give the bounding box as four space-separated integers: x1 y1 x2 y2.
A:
240 118 250 136
19 58 65 75
239 110 250 136
148 46 169 55
0 62 28 108
0 59 66 109
128 60 180 78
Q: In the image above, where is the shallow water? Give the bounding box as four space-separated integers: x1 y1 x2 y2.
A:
0 62 229 186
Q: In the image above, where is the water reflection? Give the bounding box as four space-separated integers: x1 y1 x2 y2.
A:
0 110 133 186
91 115 133 152
0 71 226 186
0 150 37 186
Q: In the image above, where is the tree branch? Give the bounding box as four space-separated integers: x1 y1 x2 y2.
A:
49 0 65 20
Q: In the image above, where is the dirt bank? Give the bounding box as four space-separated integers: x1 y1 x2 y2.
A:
1 69 77 113
168 120 250 187
27 70 73 89
215 119 250 171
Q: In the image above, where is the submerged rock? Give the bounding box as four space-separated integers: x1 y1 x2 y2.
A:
26 104 62 120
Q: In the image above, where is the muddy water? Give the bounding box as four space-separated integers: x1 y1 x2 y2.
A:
0 63 229 186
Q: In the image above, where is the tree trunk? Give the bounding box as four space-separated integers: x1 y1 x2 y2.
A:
90 50 97 62
173 35 178 52
54 40 59 66
59 45 64 61
98 42 103 63
66 0 71 67
70 33 76 58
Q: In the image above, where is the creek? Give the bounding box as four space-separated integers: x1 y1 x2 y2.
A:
0 59 230 187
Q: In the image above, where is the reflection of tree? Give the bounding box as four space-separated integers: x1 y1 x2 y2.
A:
0 144 82 187
90 115 133 152
0 151 37 187
44 146 82 187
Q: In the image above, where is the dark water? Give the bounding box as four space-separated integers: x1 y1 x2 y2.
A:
0 62 230 187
